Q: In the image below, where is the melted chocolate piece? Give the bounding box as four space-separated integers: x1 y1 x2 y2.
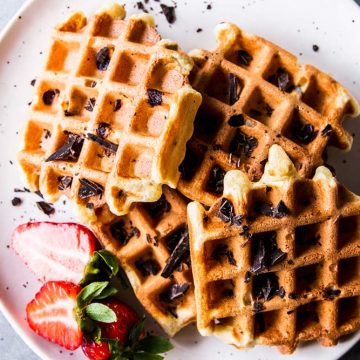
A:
78 179 103 199
293 122 318 144
110 220 140 245
36 201 55 216
57 176 72 191
135 259 160 277
46 133 84 162
96 122 110 138
96 47 111 71
142 194 171 220
229 129 258 157
253 272 280 301
147 89 163 106
42 89 60 106
161 283 190 302
160 4 176 23
321 124 333 137
237 49 253 66
324 287 341 300
255 200 289 218
228 114 245 127
228 73 241 105
113 99 122 112
207 165 226 195
250 232 286 274
87 133 118 154
161 228 190 278
212 244 237 266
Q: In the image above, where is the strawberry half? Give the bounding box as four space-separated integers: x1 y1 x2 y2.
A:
12 222 96 283
26 281 83 350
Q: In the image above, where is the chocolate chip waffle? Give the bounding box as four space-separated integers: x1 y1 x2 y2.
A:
17 3 201 219
82 186 195 337
178 22 360 206
188 144 360 353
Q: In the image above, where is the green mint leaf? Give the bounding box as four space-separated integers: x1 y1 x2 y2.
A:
85 303 117 323
128 316 145 348
93 285 119 300
77 281 109 308
134 353 164 360
138 336 173 354
97 250 119 276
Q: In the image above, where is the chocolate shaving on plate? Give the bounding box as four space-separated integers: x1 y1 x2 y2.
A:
36 201 55 216
11 197 22 206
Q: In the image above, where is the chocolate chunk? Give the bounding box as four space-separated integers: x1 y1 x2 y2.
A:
147 89 163 106
161 283 190 302
228 73 240 105
42 89 60 106
232 214 244 226
96 122 110 138
96 47 111 71
87 133 118 154
229 129 258 158
143 194 171 220
324 287 341 300
161 228 190 278
278 286 286 298
268 67 292 92
11 197 22 206
244 271 251 283
137 1 146 11
228 114 245 127
84 97 96 112
43 129 51 139
36 201 55 216
135 259 160 277
217 198 235 223
46 133 84 162
78 178 103 199
253 272 280 301
30 79 36 86
312 44 319 52
253 301 264 313
113 99 121 112
250 232 287 274
255 200 289 218
293 122 318 144
321 124 333 137
240 224 252 239
207 165 226 195
110 220 140 245
196 28 203 33
160 4 176 24
57 176 72 191
237 49 253 66
212 244 237 266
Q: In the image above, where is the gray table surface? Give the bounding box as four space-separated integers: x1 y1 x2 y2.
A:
0 1 359 359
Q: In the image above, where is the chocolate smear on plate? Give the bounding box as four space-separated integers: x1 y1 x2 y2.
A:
46 133 84 162
87 133 118 154
147 89 163 106
78 179 103 199
96 47 111 71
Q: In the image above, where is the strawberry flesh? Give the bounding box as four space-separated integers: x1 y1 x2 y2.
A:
26 281 82 350
12 222 96 283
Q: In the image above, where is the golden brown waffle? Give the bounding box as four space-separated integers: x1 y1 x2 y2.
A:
17 4 201 219
82 186 195 337
178 22 360 206
188 144 360 353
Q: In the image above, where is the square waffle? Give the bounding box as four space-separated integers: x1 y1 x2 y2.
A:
188 144 360 353
83 186 195 337
178 22 359 206
17 3 201 219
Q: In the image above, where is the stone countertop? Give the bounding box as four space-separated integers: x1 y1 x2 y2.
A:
0 1 359 359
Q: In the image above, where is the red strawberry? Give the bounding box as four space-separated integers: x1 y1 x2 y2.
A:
12 222 96 283
82 299 141 360
26 281 82 350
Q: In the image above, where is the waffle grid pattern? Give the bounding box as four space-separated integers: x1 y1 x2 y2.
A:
89 186 195 337
188 146 360 353
18 9 200 217
178 22 359 206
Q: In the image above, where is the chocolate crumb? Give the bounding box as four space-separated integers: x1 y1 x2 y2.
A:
228 73 241 105
58 176 72 191
278 286 286 298
11 197 22 206
253 301 264 313
268 67 292 92
84 97 96 112
160 4 176 24
135 259 160 277
229 129 258 158
255 200 289 218
30 79 36 86
87 133 118 154
293 122 318 144
312 44 319 52
96 122 110 138
42 89 60 106
96 47 111 71
324 287 341 300
113 99 121 112
196 28 203 33
110 220 140 245
36 201 55 216
207 165 226 195
160 283 190 303
147 89 163 106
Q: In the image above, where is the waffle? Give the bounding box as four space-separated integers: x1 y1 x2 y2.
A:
17 3 201 219
188 144 360 353
178 22 360 206
82 186 195 337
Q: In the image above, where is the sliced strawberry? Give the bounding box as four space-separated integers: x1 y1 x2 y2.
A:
12 222 96 283
26 281 82 350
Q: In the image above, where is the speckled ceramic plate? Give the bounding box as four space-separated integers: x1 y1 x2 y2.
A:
1 0 360 359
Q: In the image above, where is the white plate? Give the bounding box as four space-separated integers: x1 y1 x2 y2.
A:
1 0 360 359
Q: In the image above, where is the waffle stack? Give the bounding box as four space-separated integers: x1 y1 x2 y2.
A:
178 22 359 206
18 3 201 221
188 145 360 353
